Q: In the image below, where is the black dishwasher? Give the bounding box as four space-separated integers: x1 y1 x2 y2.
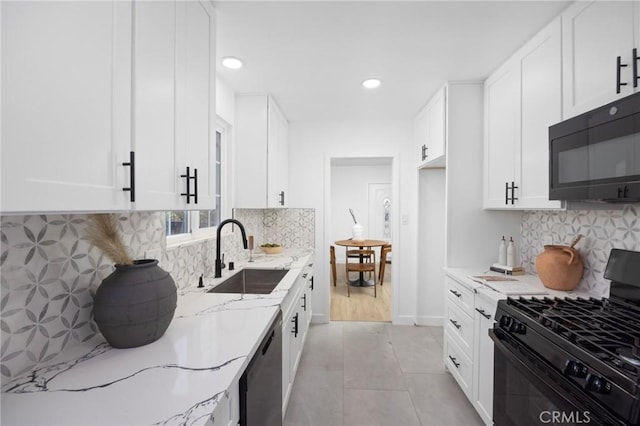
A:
239 310 283 426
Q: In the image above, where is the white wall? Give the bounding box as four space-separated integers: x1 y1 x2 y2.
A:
417 168 446 325
330 162 392 259
288 120 417 325
215 77 235 125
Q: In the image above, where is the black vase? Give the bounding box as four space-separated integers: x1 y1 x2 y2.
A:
93 259 177 348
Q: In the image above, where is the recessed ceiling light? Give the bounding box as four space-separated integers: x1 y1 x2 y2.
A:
362 78 381 89
222 57 243 70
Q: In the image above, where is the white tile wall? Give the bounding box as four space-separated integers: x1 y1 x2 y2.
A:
521 205 640 297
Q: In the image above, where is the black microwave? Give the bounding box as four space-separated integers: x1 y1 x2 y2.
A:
549 91 640 203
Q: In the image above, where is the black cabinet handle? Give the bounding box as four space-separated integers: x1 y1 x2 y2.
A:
449 289 462 298
633 48 639 88
180 166 191 204
310 276 314 291
180 167 198 204
505 181 509 205
449 319 461 329
617 55 629 94
192 168 198 204
292 313 299 338
279 191 285 206
448 355 460 368
122 151 136 202
510 181 518 205
421 144 428 161
475 308 491 320
302 294 307 311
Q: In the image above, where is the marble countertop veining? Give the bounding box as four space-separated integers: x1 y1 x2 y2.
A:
1 249 314 426
444 267 600 304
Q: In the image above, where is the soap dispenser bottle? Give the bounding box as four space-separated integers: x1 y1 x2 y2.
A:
498 236 507 265
506 237 516 267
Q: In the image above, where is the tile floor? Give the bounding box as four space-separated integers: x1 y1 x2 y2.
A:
283 322 484 426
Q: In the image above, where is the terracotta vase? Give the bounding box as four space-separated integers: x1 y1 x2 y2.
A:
535 245 584 291
93 259 177 348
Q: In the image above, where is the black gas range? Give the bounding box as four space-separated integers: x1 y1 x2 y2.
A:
490 249 640 426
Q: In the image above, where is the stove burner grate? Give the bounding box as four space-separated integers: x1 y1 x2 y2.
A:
506 297 640 380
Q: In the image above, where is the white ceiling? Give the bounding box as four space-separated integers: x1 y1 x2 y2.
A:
214 1 571 123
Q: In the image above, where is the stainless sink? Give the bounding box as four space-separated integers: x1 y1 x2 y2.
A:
207 268 289 294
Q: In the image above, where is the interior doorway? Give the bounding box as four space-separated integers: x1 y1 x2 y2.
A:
328 157 393 322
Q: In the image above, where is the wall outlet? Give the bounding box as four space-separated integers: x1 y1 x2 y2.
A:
543 235 553 246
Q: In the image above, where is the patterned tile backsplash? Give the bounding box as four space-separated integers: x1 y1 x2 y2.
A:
521 205 640 297
0 209 314 380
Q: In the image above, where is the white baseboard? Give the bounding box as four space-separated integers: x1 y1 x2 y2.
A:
394 315 418 326
416 316 444 327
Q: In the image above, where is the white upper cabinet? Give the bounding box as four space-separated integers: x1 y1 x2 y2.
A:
1 0 216 213
484 17 563 210
415 86 446 168
132 0 216 211
235 95 289 208
562 1 640 119
1 1 133 213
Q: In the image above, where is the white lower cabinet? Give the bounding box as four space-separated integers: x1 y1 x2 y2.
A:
472 291 500 426
281 260 314 418
444 274 502 426
444 331 474 400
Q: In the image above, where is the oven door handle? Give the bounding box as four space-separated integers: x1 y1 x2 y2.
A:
489 328 627 426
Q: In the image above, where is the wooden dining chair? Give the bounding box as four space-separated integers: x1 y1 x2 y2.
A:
346 248 375 279
378 244 392 286
345 250 377 297
330 245 337 287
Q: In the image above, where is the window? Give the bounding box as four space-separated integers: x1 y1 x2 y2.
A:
166 120 229 241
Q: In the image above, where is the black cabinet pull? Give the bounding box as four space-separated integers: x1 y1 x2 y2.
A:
278 191 285 206
449 319 461 329
510 181 518 205
624 185 629 198
122 151 136 202
448 355 460 368
310 276 314 291
475 308 491 320
421 144 428 161
292 313 299 338
180 167 198 204
301 294 307 311
192 168 198 204
449 289 462 298
505 181 509 205
633 48 639 88
180 166 191 204
617 55 629 94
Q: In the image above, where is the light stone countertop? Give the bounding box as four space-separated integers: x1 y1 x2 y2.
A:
1 249 314 426
444 267 601 306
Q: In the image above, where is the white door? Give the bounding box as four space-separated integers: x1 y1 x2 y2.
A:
368 183 392 243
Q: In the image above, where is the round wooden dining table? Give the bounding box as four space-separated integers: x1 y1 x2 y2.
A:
334 239 388 287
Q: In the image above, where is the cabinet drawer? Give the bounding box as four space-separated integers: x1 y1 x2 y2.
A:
445 276 474 316
474 295 497 322
445 301 474 359
444 332 473 400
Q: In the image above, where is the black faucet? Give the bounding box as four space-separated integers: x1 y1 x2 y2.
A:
215 219 248 278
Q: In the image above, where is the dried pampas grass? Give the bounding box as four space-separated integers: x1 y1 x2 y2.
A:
85 214 134 265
